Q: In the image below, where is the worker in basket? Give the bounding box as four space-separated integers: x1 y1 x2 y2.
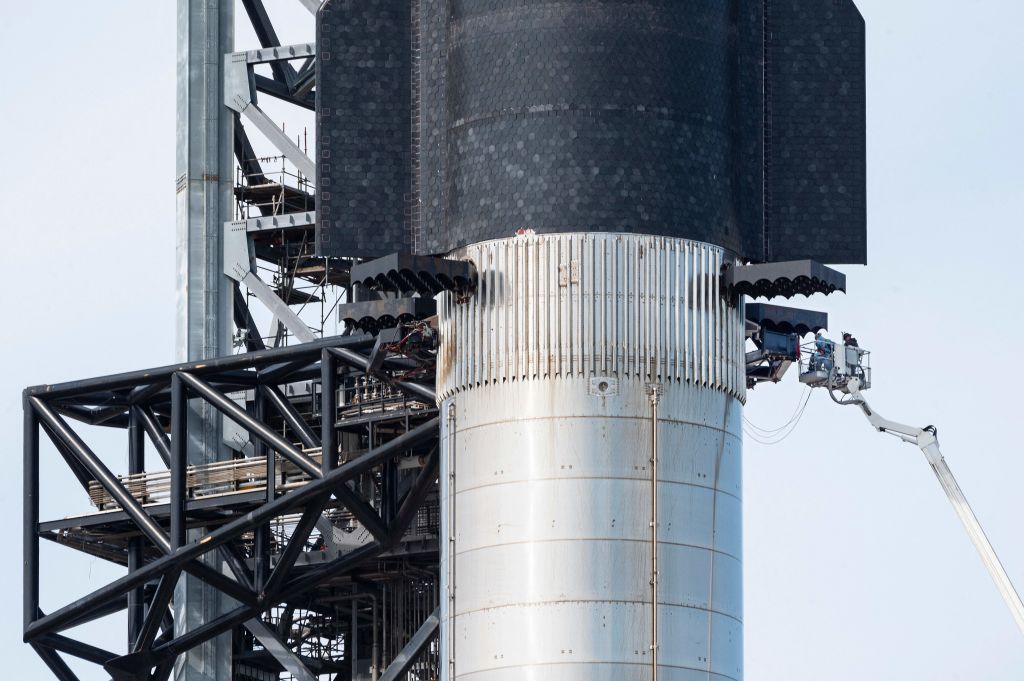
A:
811 332 835 373
843 331 867 380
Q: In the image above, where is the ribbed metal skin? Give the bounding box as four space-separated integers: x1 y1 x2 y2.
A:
437 234 745 681
438 233 747 401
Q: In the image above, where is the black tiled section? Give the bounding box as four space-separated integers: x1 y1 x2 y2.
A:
421 0 764 258
418 0 448 254
315 0 412 258
766 0 867 264
443 112 743 250
316 0 867 265
735 0 766 260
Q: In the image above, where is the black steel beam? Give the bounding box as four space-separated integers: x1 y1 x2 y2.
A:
60 593 133 633
177 372 320 479
151 658 175 681
264 384 319 449
253 74 315 111
240 0 297 87
156 542 381 660
259 358 318 385
25 417 439 640
170 375 186 550
334 484 388 543
183 560 257 607
127 547 145 644
262 495 328 597
38 490 267 534
25 335 374 400
128 378 171 406
133 571 177 653
327 347 437 404
24 401 39 635
31 643 80 681
292 59 316 97
234 284 268 352
80 399 135 427
254 524 271 593
30 398 171 553
127 410 146 647
55 402 129 428
38 633 116 666
218 542 256 594
134 406 172 469
38 420 93 492
321 350 336 474
387 448 440 547
377 607 441 681
254 388 272 590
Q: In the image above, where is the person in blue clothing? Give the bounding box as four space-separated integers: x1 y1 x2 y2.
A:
812 332 835 372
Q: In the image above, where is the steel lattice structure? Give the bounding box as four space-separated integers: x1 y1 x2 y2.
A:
24 337 442 680
24 2 446 680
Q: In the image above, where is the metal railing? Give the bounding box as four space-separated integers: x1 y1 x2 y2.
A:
799 340 872 390
236 153 315 220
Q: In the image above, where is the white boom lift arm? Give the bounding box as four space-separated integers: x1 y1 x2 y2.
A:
843 377 1024 636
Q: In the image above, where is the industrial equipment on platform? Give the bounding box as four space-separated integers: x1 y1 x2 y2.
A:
23 1 873 680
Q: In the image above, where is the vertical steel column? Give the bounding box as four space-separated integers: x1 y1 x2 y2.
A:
321 350 336 475
350 600 358 681
127 409 146 647
175 0 233 677
371 595 380 681
254 386 271 591
23 399 39 634
170 374 187 551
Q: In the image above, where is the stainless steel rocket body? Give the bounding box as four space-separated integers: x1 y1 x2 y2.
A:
437 233 746 680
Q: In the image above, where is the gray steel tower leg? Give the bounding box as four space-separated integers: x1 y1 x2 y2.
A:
175 1 234 680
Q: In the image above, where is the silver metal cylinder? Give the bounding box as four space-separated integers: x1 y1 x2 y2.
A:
438 234 746 680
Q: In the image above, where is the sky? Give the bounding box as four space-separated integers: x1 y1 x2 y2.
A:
0 0 1022 679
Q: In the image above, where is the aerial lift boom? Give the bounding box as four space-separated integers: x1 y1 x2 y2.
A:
747 317 1024 638
843 376 1024 637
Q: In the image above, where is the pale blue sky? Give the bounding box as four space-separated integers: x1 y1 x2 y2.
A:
0 0 1021 678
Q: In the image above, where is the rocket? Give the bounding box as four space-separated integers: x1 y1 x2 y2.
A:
321 1 865 679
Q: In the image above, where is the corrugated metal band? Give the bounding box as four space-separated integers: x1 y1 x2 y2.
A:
437 233 746 401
